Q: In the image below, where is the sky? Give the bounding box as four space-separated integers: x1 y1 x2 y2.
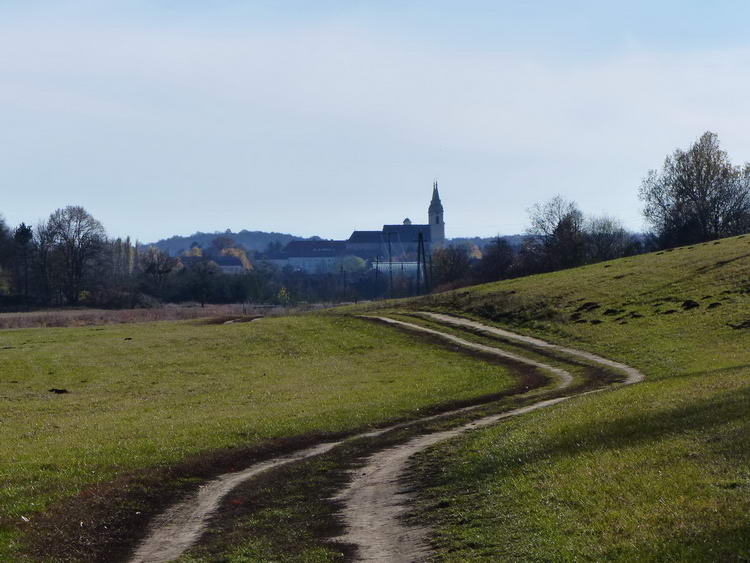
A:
2 1 750 242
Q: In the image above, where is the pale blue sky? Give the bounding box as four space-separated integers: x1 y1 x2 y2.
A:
3 1 750 241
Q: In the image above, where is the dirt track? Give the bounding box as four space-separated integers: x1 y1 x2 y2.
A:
128 313 644 562
129 442 339 563
418 312 644 384
330 396 569 562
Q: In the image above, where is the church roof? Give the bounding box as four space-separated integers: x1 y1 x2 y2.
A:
382 224 432 242
348 230 384 244
282 240 347 257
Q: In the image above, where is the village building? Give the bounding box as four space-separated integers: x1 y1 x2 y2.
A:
212 255 245 275
264 240 348 273
265 183 446 273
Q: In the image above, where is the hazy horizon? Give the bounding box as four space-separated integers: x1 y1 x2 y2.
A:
3 1 750 242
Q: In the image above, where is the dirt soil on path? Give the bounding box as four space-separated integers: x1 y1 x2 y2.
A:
418 312 644 384
330 397 569 562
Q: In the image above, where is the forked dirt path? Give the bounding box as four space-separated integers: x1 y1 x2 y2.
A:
129 442 339 563
129 314 643 563
364 315 573 389
418 312 644 384
330 396 569 562
331 314 644 562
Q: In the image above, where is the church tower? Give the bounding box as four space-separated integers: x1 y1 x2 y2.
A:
428 181 445 246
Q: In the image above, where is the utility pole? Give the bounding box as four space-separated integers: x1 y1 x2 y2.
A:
387 232 393 298
427 252 433 293
374 256 380 299
340 263 345 301
416 232 423 295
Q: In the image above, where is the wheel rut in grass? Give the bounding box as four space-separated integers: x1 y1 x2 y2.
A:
128 313 643 562
418 312 644 384
129 442 340 563
331 314 644 562
330 395 570 562
365 315 574 390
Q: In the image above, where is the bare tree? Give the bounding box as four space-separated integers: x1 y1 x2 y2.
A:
433 245 471 286
639 131 750 247
0 216 12 294
526 195 586 270
528 196 578 239
185 259 219 307
47 206 106 304
12 223 33 303
139 247 177 299
33 221 56 305
585 216 634 262
476 237 513 282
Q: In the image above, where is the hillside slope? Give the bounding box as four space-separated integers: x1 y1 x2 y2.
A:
147 229 306 255
388 235 750 560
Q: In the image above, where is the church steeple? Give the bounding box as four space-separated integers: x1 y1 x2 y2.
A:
429 180 443 215
428 180 445 246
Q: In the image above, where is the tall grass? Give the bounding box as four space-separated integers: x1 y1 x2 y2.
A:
0 303 326 330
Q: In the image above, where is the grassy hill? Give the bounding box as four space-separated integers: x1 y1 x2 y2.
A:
367 234 750 560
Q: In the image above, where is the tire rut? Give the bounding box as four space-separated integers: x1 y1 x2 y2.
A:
418 312 644 384
330 396 569 562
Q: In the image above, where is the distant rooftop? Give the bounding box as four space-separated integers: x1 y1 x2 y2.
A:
348 230 384 244
381 224 432 242
282 240 347 257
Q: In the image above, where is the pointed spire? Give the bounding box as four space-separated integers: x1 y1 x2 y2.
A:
429 179 443 214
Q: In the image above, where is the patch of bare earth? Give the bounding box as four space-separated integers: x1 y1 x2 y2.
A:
331 398 570 562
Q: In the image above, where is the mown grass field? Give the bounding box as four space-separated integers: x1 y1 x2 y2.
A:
0 315 518 560
385 235 750 560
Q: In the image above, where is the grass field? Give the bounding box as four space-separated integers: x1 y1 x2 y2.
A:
381 235 750 560
4 235 749 561
0 315 518 560
0 303 285 329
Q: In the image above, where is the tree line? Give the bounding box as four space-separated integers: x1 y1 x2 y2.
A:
1 131 748 308
0 206 388 308
430 202 642 289
429 131 750 288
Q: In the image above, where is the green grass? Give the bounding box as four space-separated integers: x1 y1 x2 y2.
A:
380 311 621 391
4 235 750 561
174 358 581 563
0 315 517 559
389 235 750 560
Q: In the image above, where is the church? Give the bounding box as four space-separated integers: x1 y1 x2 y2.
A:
266 183 446 273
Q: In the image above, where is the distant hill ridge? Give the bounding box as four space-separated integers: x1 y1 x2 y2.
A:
148 230 308 256
148 230 526 257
